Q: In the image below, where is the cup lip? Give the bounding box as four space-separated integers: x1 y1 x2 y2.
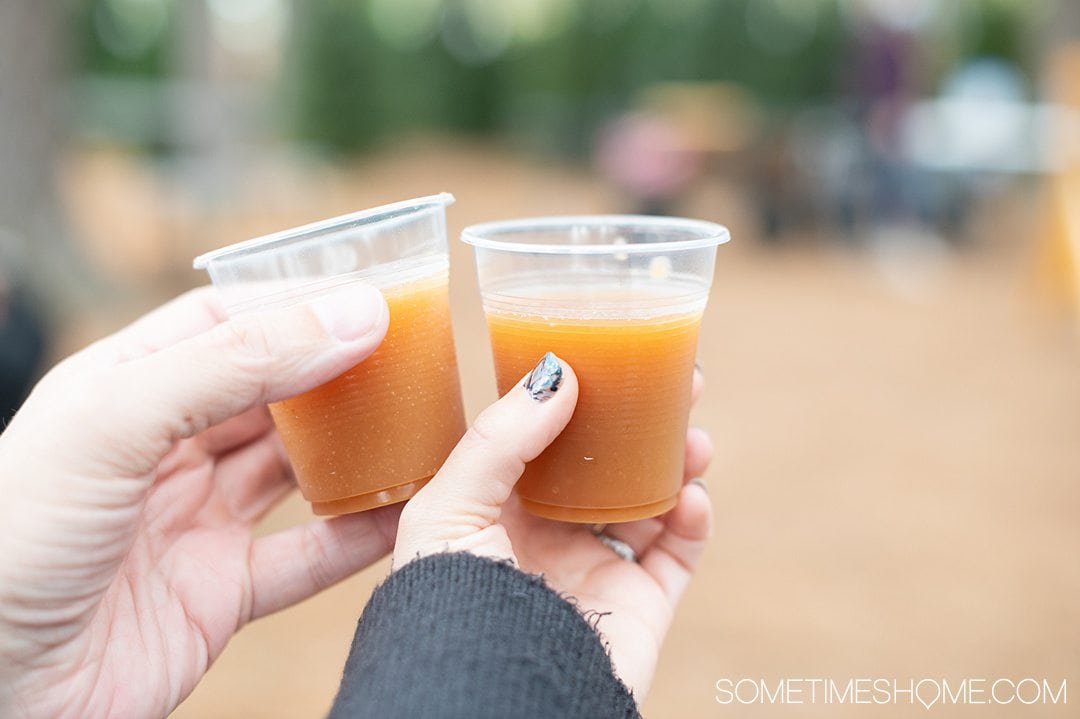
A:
192 192 455 270
460 214 730 255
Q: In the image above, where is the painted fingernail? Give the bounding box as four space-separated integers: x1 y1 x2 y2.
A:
689 477 708 493
694 360 704 374
523 351 563 402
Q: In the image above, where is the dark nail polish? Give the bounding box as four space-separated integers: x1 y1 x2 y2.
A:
524 351 562 402
694 360 704 374
689 477 707 493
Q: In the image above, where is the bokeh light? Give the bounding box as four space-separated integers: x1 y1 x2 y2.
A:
369 0 443 52
93 0 171 60
745 0 820 58
207 0 289 59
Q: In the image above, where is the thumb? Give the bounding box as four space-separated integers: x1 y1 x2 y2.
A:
395 352 578 564
60 282 389 478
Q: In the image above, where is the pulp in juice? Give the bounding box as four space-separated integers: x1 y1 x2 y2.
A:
270 271 466 515
487 308 701 523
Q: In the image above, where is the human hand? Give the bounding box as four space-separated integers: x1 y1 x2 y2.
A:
394 353 712 700
0 285 401 719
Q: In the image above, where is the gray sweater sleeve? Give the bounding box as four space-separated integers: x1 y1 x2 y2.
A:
327 552 639 719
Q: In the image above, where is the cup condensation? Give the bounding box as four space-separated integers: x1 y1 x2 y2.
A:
194 194 466 515
463 216 728 523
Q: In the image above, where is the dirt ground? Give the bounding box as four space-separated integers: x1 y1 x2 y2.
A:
56 142 1080 718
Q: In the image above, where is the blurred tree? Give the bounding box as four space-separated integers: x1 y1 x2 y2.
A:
70 0 177 151
171 0 234 206
0 1 90 312
284 0 851 157
74 0 175 78
287 0 502 153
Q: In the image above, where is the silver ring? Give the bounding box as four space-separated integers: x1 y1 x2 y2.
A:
592 526 637 562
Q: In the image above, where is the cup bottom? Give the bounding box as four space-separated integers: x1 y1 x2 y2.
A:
310 476 432 516
518 493 679 524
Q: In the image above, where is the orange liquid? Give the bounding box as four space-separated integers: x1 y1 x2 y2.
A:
488 309 701 523
270 272 466 515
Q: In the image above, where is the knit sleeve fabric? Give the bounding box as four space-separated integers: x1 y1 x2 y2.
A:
326 552 639 719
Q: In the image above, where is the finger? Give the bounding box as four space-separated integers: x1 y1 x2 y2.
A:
213 431 294 523
691 365 704 406
66 283 389 478
412 352 577 514
248 504 402 620
684 426 713 481
138 430 294 537
72 286 228 369
198 406 276 457
638 482 712 604
397 353 578 553
597 519 664 559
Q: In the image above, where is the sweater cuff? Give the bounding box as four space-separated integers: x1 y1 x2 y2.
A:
328 552 639 719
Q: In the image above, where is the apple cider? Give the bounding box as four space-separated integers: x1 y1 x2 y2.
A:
488 307 701 523
270 271 466 515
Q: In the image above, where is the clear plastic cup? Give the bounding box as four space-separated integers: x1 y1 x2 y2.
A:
194 193 466 515
462 215 729 523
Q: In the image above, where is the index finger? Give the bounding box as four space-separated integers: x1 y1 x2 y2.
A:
72 286 228 369
403 353 579 525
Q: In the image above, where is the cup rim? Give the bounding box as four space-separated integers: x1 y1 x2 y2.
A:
192 192 455 270
460 215 730 255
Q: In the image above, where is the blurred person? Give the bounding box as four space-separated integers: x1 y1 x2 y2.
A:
0 276 47 430
595 111 705 216
846 11 922 230
750 124 808 243
0 284 712 718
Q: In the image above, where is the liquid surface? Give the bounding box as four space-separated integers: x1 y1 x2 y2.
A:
488 307 702 523
270 272 465 513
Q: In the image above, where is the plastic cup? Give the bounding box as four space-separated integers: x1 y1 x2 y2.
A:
463 215 729 523
194 193 466 515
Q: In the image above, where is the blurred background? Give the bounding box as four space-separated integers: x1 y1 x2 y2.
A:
2 0 1079 716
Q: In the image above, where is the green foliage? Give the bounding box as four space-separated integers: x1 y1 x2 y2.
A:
72 0 176 78
65 0 1046 156
286 0 853 155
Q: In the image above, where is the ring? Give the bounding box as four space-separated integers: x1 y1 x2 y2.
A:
592 525 637 562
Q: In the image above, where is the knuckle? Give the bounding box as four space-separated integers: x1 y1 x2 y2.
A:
171 407 210 440
465 410 501 447
211 321 280 404
220 320 277 367
397 499 431 535
300 527 336 592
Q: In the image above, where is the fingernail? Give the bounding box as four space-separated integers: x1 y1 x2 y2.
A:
694 360 704 374
523 351 562 402
689 477 707 493
311 284 386 342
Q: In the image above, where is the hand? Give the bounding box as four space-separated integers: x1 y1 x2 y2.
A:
0 284 400 719
395 354 712 700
